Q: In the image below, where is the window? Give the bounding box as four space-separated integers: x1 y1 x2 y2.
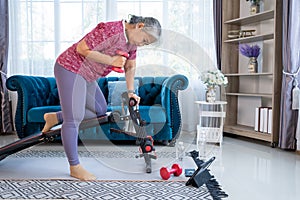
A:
8 0 215 79
9 0 104 76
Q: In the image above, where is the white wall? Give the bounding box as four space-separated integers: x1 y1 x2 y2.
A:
179 78 207 132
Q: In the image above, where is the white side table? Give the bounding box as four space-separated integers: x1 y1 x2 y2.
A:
195 101 227 146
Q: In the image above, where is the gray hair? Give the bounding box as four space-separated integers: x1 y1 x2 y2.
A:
127 14 162 41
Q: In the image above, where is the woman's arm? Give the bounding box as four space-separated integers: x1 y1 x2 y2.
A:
124 59 140 103
76 39 126 68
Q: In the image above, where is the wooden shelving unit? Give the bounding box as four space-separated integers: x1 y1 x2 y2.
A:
225 93 272 98
221 0 283 147
224 10 274 25
225 72 273 76
224 124 272 142
224 33 274 43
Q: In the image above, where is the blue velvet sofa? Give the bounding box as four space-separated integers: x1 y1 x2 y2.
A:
6 74 188 144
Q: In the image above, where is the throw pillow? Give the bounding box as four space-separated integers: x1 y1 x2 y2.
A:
108 80 139 106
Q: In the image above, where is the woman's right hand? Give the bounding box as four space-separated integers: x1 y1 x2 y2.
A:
111 55 127 68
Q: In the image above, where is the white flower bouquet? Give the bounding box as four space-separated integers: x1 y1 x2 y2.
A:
201 70 228 88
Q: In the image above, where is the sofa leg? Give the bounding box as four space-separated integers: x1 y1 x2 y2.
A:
160 140 169 146
168 139 176 147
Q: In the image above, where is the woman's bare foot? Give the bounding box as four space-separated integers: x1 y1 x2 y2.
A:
70 164 97 181
42 112 58 132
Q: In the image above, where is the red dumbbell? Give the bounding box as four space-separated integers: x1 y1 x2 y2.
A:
160 164 182 180
111 50 129 73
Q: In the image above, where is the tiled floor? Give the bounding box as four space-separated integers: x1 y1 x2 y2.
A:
0 132 300 200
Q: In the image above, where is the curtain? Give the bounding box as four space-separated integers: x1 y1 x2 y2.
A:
8 0 216 80
0 0 14 134
279 0 300 150
213 0 222 70
8 0 216 133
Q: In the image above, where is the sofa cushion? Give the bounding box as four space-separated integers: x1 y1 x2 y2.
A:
46 78 60 105
108 105 166 124
138 77 166 105
27 104 166 124
27 106 61 123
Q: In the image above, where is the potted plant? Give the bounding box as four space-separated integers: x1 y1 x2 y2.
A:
201 70 228 102
239 44 261 73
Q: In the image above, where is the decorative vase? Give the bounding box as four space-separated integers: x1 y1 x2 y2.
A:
248 57 258 73
250 2 260 15
206 87 216 103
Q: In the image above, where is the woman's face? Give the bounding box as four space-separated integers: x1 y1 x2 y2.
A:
126 23 157 46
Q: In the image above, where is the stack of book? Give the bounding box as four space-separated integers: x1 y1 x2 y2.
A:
254 107 272 134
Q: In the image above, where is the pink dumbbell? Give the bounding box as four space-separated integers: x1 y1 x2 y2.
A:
111 50 129 73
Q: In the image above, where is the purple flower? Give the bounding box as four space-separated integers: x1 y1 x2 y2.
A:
239 44 261 58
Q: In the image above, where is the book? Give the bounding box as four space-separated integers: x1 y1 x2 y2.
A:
254 107 259 132
255 107 272 133
267 109 272 134
262 108 268 133
259 107 264 132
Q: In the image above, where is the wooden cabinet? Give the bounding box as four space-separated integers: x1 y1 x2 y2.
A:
221 0 282 146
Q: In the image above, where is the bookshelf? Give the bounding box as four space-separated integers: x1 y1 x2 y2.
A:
221 0 282 147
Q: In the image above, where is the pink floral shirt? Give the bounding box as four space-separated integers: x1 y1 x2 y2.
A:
57 20 137 82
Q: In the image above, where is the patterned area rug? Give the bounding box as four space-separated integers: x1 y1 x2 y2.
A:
1 179 215 200
2 145 228 199
11 148 176 159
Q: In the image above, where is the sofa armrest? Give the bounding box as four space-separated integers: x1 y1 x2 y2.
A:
160 74 189 139
6 75 58 137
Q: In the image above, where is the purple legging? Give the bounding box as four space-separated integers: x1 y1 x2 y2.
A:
54 62 107 165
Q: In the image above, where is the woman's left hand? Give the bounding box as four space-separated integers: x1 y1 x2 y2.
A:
128 93 141 105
